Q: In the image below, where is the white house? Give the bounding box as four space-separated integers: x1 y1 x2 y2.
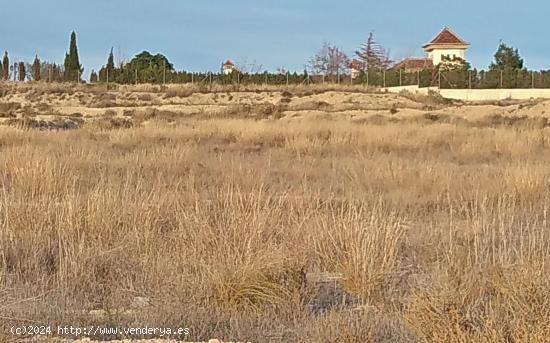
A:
423 27 470 66
222 60 236 75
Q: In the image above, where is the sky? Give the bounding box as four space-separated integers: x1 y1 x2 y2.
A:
1 0 549 75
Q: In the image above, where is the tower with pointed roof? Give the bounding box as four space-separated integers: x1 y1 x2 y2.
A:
423 27 470 66
222 60 236 75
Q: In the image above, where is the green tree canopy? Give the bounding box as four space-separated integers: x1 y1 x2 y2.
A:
18 62 26 82
490 42 524 70
119 51 174 84
128 51 173 71
32 55 41 81
63 31 83 82
2 51 9 80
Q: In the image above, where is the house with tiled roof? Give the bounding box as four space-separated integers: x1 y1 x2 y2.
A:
222 60 236 75
423 27 470 65
393 27 469 71
393 57 433 72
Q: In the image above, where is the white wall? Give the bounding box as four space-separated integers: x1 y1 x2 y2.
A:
383 85 550 101
440 89 550 101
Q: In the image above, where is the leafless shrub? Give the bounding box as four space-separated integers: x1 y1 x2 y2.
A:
164 87 196 98
88 117 133 130
0 102 21 117
137 93 154 102
88 93 118 108
399 90 454 108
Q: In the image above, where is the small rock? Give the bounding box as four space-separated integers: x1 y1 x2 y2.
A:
130 296 150 309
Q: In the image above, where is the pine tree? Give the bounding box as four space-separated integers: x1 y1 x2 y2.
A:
355 32 392 71
489 42 524 70
63 31 83 82
18 62 26 82
2 51 9 80
32 55 41 81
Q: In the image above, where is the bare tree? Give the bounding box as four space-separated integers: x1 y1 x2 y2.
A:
276 67 288 75
308 42 350 76
235 59 264 74
356 32 392 70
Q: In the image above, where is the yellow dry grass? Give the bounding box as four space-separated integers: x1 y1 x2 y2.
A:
1 83 550 342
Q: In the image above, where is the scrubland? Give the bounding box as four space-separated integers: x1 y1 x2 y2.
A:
1 82 550 342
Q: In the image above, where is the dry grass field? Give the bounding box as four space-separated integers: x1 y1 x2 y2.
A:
1 82 550 342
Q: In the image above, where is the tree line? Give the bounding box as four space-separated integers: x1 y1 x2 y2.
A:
0 30 535 88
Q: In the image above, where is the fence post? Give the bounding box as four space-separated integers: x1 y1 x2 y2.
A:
135 69 138 85
438 70 441 88
337 72 340 85
163 61 166 86
468 70 471 89
417 70 420 87
191 73 194 84
383 70 386 88
500 70 503 88
209 72 212 85
532 71 534 89
366 70 369 88
286 72 289 86
399 69 402 87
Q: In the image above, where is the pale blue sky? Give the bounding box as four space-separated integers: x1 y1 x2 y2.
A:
1 0 548 75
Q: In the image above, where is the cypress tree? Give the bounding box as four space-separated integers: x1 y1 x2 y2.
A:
2 51 9 80
32 55 41 81
18 62 26 82
63 31 83 82
99 48 116 82
107 48 115 73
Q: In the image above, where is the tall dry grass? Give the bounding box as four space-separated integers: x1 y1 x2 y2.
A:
1 116 550 342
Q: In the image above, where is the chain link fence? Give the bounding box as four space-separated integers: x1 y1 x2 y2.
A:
88 68 550 89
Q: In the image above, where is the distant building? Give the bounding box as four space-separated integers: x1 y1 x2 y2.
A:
423 27 470 66
393 57 433 72
349 59 364 79
222 60 236 75
393 27 469 70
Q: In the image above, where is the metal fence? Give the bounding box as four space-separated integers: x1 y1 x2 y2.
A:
87 68 550 89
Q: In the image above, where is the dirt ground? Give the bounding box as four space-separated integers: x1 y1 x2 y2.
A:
1 83 550 129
